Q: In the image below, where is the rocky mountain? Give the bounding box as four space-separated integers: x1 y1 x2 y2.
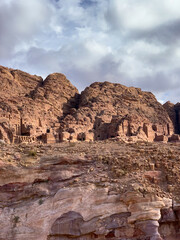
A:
0 66 180 240
0 66 78 143
0 65 179 144
61 81 174 142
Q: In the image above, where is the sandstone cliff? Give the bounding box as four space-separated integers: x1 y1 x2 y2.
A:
0 66 180 240
163 101 180 135
0 65 178 144
0 66 79 144
61 81 174 142
0 141 180 240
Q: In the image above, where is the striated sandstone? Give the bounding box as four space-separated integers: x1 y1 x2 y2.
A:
0 141 180 239
0 66 180 239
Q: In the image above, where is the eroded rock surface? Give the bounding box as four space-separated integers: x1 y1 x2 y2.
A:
164 101 180 135
0 66 178 144
0 141 180 240
0 66 179 239
60 81 174 142
0 66 79 144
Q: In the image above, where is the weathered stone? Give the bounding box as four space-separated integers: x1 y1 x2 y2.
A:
0 65 179 144
168 134 180 142
144 171 162 184
0 66 78 144
164 101 180 135
135 220 161 239
160 208 177 222
0 142 179 239
0 65 180 240
61 81 173 143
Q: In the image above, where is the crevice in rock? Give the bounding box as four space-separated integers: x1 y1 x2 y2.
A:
159 207 180 240
175 109 180 134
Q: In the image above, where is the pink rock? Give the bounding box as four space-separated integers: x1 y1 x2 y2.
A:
135 220 162 239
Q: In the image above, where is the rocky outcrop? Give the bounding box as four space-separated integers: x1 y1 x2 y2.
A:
0 141 180 239
0 66 179 239
0 66 79 144
61 82 174 142
163 102 180 135
0 66 178 144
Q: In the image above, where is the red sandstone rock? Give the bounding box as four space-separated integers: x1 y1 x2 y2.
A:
0 65 178 144
135 220 162 239
0 66 78 143
0 140 179 239
62 81 174 142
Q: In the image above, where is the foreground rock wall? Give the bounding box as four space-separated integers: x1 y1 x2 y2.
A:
1 184 179 240
0 141 180 240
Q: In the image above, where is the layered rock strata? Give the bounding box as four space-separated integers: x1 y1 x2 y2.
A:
0 141 180 239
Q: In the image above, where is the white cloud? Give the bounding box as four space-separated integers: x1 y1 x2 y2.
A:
107 0 180 31
0 0 179 103
0 0 53 58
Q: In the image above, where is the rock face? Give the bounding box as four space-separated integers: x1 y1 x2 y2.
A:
163 101 180 135
0 66 79 144
0 141 180 240
61 82 174 142
0 66 179 239
0 65 178 144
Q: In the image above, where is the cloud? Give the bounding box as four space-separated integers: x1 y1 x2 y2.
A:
106 0 180 31
0 0 53 58
0 0 180 104
131 19 180 45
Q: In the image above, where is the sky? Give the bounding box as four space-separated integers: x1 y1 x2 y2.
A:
0 0 180 103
